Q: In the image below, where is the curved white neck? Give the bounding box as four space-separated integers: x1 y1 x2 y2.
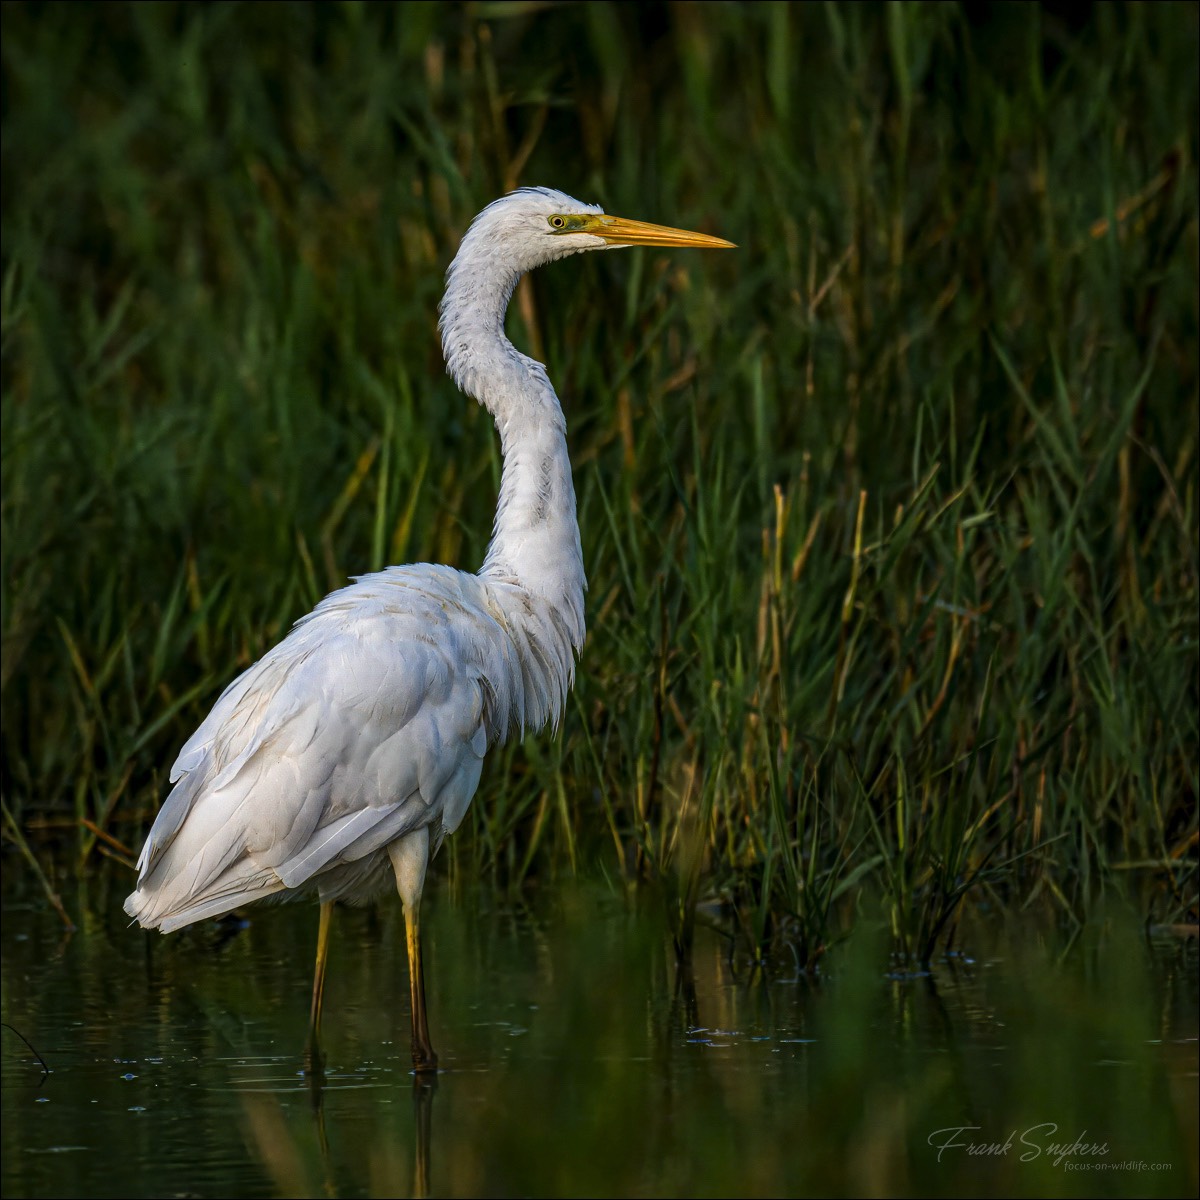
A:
439 247 586 651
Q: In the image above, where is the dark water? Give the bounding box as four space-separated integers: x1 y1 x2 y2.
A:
2 878 1196 1198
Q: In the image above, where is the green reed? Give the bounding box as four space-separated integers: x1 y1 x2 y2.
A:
2 2 1196 957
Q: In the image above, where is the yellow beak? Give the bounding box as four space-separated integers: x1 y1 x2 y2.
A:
586 214 736 250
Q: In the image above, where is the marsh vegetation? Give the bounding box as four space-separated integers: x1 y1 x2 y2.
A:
4 0 1195 958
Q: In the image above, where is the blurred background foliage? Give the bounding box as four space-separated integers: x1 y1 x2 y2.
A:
1 1 1196 956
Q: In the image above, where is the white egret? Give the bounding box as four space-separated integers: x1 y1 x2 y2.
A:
124 187 734 1071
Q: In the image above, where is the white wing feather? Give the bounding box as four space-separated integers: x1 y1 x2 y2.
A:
125 563 573 932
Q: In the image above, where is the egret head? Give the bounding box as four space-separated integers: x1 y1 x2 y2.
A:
458 186 735 275
440 187 733 410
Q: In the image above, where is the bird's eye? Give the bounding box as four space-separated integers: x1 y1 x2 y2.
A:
548 215 567 230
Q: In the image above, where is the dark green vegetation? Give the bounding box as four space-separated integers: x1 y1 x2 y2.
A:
2 3 1197 957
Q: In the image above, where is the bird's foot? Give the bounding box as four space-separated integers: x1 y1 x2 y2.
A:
410 1047 439 1075
303 1036 326 1080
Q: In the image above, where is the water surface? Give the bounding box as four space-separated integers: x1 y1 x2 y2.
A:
2 880 1195 1197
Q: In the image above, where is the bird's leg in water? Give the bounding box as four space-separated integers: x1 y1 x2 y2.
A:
405 901 437 1071
390 829 438 1072
306 900 334 1067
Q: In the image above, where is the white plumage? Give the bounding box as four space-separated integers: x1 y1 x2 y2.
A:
124 187 732 1071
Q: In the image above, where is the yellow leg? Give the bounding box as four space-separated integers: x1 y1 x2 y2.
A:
389 830 438 1072
404 901 438 1072
308 900 334 1045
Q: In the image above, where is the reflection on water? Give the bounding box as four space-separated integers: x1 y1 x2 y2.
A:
1 879 1196 1198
